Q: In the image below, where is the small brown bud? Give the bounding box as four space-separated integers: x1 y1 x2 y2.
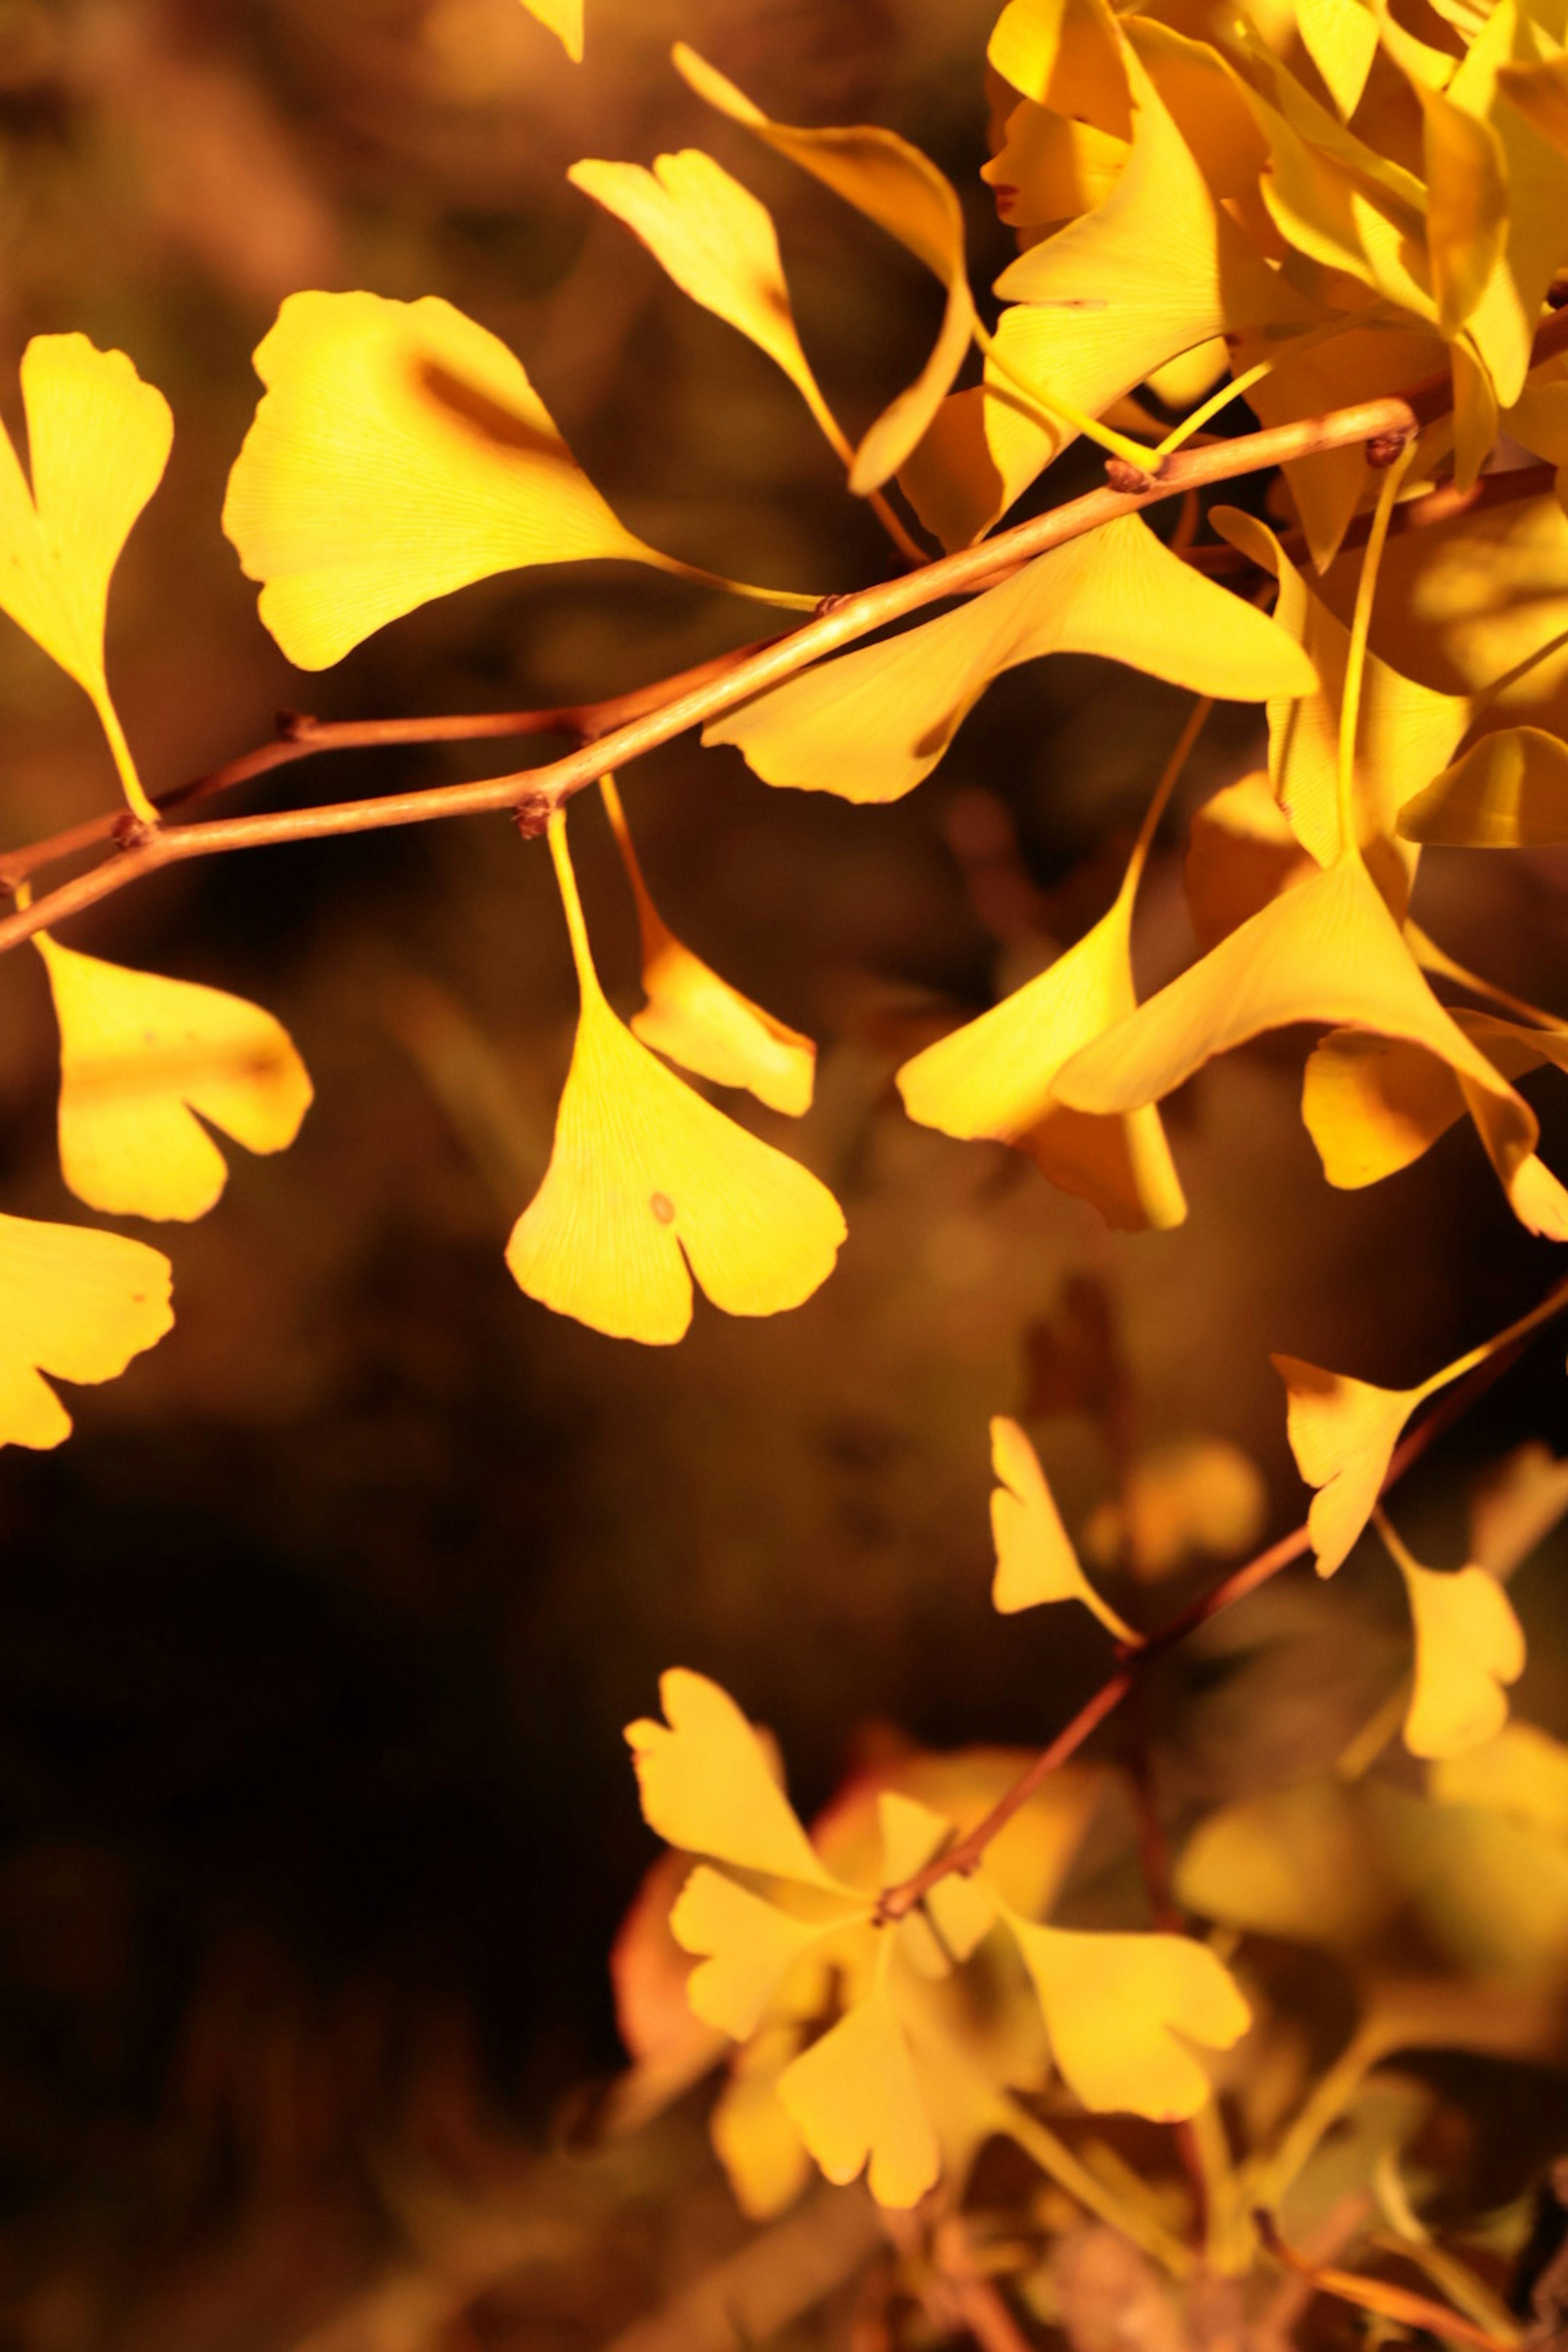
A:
1365 427 1414 469
1105 456 1158 495
513 792 554 840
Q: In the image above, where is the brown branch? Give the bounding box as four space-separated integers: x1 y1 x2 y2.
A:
0 389 1466 959
1254 2212 1521 2352
1183 459 1559 575
874 1334 1532 1926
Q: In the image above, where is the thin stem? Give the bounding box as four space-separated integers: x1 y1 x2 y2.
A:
1337 440 1415 858
0 390 1449 962
650 550 820 613
1414 1273 1568 1399
972 316 1167 474
544 806 602 1007
1255 2212 1520 2352
1154 309 1389 462
793 374 931 569
993 2095 1194 2277
1409 922 1564 1031
91 688 159 830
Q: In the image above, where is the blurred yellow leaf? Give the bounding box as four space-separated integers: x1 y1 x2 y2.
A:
224 291 667 669
1421 85 1509 338
1450 6 1568 404
39 937 313 1223
1005 1913 1251 2118
1496 49 1568 157
1053 854 1568 1238
506 815 844 1345
518 0 581 62
776 1974 941 2208
711 2023 814 2218
1083 1437 1267 1580
1432 1722 1568 1837
568 152 843 461
705 516 1314 804
1274 1357 1424 1577
0 334 171 823
599 776 814 1117
670 1865 844 2039
625 1668 843 1890
0 1213 173 1450
1376 1514 1525 1759
988 1417 1140 1640
1469 1442 1568 1578
1399 726 1568 845
1175 1778 1395 1949
673 43 973 493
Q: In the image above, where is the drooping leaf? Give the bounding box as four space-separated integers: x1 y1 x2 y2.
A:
1052 853 1568 1238
775 1976 942 2208
568 152 841 452
600 775 815 1116
670 1865 843 2039
506 815 844 1345
223 291 666 669
1274 1356 1425 1577
988 1416 1140 1639
1303 1008 1568 1190
710 2023 814 2218
1183 770 1315 951
518 0 582 62
625 1667 843 1890
705 515 1315 805
1006 1913 1251 2118
0 1213 173 1450
1399 726 1568 845
672 44 973 492
38 937 313 1223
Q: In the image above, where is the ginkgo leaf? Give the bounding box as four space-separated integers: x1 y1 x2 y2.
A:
1303 1009 1568 1189
1496 50 1568 159
1385 1535 1526 1760
0 334 172 822
704 515 1315 805
989 0 1132 134
1295 0 1379 120
0 1213 173 1450
775 1977 941 2207
1399 726 1568 845
1005 1913 1251 2118
223 291 669 670
1449 6 1568 406
673 43 973 492
600 776 814 1116
670 1865 841 2039
1184 771 1316 951
711 2022 814 2218
38 936 314 1223
1174 1778 1394 1949
895 884 1185 1233
1470 1442 1568 1579
1082 1437 1267 1579
1421 85 1509 339
506 814 844 1345
1432 1722 1568 1838
983 99 1129 228
989 1416 1140 1640
1051 853 1566 1239
906 26 1312 545
568 152 842 456
625 1667 843 1890
519 0 581 62
1274 1356 1425 1577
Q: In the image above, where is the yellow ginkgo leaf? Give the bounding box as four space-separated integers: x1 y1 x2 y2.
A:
983 100 1130 229
1005 1913 1251 2118
1174 1778 1395 1949
1274 1356 1424 1577
705 515 1314 805
1246 60 1437 326
672 43 973 492
1421 85 1509 339
224 291 674 670
1303 1008 1568 1190
0 334 172 825
568 152 842 454
775 1975 942 2208
1470 1442 1568 1580
1296 0 1379 120
989 0 1132 134
1432 1722 1568 1838
1082 1437 1267 1580
1184 771 1316 951
1450 7 1568 406
0 1212 173 1450
989 1417 1140 1639
599 777 814 1116
670 1865 842 2040
506 813 844 1345
1496 49 1568 159
518 0 581 61
38 936 314 1223
1380 1522 1526 1761
711 2022 814 2218
1051 853 1566 1239
625 1668 843 1890
1399 726 1568 845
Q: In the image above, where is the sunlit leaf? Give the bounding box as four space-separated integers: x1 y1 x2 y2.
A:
670 1865 844 2039
1274 1355 1423 1577
984 99 1129 228
506 815 844 1345
1303 1008 1568 1189
673 43 973 492
1052 853 1566 1238
518 0 581 62
1469 1442 1568 1579
1175 1777 1394 1949
710 2023 814 2218
223 291 667 669
1006 1912 1251 2118
1183 771 1315 951
1399 726 1568 844
1421 85 1509 338
1389 1539 1525 1760
705 515 1314 804
989 0 1132 134
625 1667 844 1889
1450 4 1568 405
1295 0 1379 120
0 1213 173 1450
988 1416 1140 1639
1432 1721 1568 1838
776 1975 942 2208
568 152 840 450
38 937 313 1223
600 776 815 1116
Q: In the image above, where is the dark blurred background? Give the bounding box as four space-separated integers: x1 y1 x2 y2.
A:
0 2 1564 2344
